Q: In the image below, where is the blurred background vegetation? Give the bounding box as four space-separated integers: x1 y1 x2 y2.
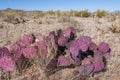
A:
0 8 120 18
0 8 120 24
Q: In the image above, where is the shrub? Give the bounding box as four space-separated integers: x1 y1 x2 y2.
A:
94 9 109 18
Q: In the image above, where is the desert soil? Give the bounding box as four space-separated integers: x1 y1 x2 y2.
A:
0 16 120 80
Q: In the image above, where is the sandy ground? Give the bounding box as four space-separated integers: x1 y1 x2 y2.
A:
0 16 120 80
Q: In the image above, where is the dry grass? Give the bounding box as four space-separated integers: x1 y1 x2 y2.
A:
0 9 113 18
110 24 120 33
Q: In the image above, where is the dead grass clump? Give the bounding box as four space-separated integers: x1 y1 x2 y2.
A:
80 9 90 17
109 24 120 33
0 11 4 18
115 15 120 23
46 10 55 16
74 9 90 17
0 25 4 29
55 10 61 17
58 17 71 23
4 15 26 24
107 15 116 22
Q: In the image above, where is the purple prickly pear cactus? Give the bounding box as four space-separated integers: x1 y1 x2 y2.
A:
0 56 15 71
22 46 37 59
58 55 71 66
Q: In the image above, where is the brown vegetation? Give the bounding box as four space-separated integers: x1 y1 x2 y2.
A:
110 24 120 33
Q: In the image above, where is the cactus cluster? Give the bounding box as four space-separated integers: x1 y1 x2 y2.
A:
0 27 111 76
